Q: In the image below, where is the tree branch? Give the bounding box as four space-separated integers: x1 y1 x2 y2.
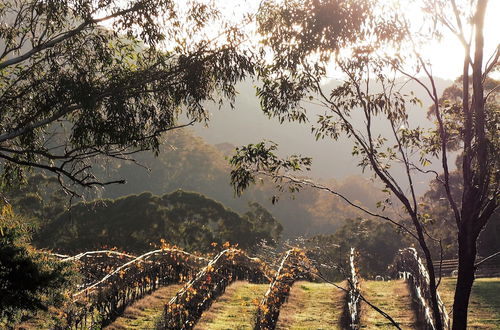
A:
0 3 144 70
256 171 419 240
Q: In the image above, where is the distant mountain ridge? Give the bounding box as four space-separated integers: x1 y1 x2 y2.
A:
193 77 453 195
97 129 391 237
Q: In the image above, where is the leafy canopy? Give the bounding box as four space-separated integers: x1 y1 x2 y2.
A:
36 190 283 253
0 0 253 194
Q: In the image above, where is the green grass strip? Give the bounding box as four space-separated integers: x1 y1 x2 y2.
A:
194 281 268 330
439 277 500 329
105 284 183 329
360 279 419 329
275 281 345 330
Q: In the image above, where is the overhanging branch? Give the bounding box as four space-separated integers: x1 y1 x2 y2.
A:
256 171 419 240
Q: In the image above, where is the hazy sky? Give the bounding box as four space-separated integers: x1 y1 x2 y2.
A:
215 0 500 80
103 0 498 80
191 0 499 193
410 0 500 80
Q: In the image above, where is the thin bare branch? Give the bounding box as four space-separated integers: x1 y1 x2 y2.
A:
257 171 419 240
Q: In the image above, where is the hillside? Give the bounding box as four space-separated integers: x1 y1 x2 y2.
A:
93 128 391 237
194 78 453 195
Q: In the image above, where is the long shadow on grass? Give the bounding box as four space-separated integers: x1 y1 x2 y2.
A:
469 279 500 325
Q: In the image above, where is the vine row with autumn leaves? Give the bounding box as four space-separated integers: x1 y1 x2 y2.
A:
160 248 271 328
48 245 365 329
254 247 363 330
253 248 316 329
52 246 207 328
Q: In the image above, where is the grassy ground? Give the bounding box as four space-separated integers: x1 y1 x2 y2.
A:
194 281 268 330
105 284 183 329
360 279 419 329
275 281 346 330
14 306 66 329
438 277 500 329
17 278 500 329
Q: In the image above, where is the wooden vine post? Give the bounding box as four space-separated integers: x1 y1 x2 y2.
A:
344 247 361 330
394 248 449 330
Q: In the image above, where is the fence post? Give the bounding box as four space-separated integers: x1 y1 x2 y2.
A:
394 248 449 330
344 247 361 330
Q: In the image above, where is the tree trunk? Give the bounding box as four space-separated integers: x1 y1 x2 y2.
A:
452 229 477 330
452 1 489 329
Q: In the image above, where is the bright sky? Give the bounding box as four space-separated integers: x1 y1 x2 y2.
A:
214 0 500 80
413 0 500 80
103 0 499 80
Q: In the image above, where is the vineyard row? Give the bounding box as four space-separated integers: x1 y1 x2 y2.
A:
49 246 447 329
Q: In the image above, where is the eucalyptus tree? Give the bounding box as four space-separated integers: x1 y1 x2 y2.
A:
0 0 253 195
35 190 282 253
229 0 498 329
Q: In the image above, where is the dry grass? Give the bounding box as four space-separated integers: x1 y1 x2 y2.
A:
105 284 183 329
438 277 500 329
275 281 345 330
194 281 268 330
16 278 500 329
360 279 419 329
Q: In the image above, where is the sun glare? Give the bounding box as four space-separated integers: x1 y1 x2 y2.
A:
101 0 498 80
217 0 500 81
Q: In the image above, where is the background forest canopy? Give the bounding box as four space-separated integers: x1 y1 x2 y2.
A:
35 189 284 254
0 0 498 261
0 0 498 328
5 128 398 242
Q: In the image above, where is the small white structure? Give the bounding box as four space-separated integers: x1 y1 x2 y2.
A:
398 271 411 280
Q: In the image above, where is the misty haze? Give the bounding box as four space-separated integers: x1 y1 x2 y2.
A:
0 0 498 329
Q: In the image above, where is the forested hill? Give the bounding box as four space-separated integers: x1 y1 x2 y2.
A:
98 129 388 237
193 78 453 195
36 190 283 254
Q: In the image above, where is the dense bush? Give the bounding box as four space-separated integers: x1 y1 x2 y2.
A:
0 207 76 325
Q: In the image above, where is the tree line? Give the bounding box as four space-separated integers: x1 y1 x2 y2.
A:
0 0 498 328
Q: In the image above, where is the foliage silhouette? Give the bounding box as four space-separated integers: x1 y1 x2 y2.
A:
36 190 282 254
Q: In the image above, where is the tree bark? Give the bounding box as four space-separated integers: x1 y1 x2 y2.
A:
452 1 490 329
452 225 477 330
411 213 444 330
